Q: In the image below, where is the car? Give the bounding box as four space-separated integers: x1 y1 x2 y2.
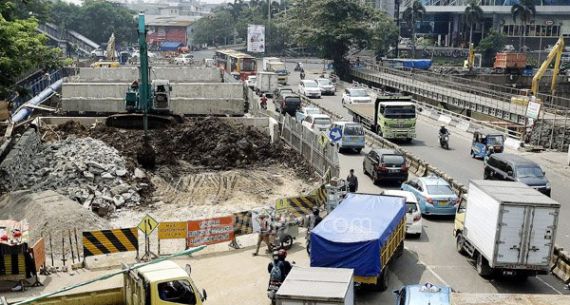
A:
298 80 321 98
302 114 332 133
393 283 451 305
401 176 458 216
341 88 372 104
484 153 551 196
382 190 422 237
275 93 302 116
174 54 193 65
316 78 335 95
295 107 321 123
273 87 294 100
363 149 409 185
246 75 257 88
330 121 365 153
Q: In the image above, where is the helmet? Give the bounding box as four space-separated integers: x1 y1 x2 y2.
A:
278 249 287 259
440 124 445 128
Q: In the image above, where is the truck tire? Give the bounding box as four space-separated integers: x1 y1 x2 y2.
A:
456 234 466 255
476 253 493 278
374 269 389 291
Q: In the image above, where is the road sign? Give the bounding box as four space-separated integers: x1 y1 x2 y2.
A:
329 127 342 143
138 214 159 235
526 100 541 120
318 132 329 147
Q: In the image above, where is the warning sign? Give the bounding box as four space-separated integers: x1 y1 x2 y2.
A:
158 222 187 240
138 214 159 235
187 216 234 247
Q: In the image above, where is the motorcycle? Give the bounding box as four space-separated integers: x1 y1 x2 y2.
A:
294 62 303 71
439 132 450 149
300 71 305 80
267 280 282 305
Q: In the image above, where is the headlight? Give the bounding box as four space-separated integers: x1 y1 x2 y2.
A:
546 182 551 189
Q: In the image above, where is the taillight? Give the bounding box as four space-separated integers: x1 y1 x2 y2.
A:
413 214 421 222
426 197 433 204
401 162 408 172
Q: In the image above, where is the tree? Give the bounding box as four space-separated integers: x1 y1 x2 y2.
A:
286 0 397 77
477 30 506 67
511 0 536 52
192 11 234 46
402 0 426 59
0 16 64 99
464 0 483 44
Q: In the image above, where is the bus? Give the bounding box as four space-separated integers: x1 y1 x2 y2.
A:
214 49 257 81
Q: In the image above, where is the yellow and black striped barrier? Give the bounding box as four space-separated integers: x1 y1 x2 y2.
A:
232 211 253 236
310 184 327 206
0 253 26 276
276 195 319 217
82 227 139 258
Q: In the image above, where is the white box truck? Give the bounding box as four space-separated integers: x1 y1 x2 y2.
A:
275 267 354 305
263 57 288 85
255 71 279 97
454 180 560 280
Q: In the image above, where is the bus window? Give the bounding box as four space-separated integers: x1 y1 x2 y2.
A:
241 58 256 72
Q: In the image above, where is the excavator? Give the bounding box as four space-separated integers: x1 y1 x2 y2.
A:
90 33 120 68
105 13 181 169
531 36 565 97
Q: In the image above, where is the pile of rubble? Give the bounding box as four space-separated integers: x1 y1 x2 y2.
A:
16 136 149 216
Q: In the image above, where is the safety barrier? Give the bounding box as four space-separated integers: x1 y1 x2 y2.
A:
82 228 139 258
276 195 320 217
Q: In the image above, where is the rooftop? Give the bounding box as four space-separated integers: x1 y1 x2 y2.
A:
145 15 201 27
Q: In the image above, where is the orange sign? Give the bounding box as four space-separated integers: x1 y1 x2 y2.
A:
187 216 234 247
32 238 46 272
158 222 187 240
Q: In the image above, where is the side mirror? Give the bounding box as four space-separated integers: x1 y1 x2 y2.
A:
185 264 192 275
393 289 400 295
202 289 207 301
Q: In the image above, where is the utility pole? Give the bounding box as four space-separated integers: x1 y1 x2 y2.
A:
411 0 416 59
395 0 400 58
267 0 271 55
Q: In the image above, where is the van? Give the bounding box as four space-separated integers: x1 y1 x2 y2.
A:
484 153 551 196
330 122 365 153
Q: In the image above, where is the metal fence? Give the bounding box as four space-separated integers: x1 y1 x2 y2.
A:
280 115 339 179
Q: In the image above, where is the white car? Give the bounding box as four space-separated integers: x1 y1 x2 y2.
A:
295 106 321 123
341 88 372 104
302 114 332 133
246 75 257 88
381 190 422 237
174 54 193 65
316 78 335 95
298 80 321 98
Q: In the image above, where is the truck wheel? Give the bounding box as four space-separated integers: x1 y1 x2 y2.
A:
374 269 389 291
355 148 362 154
456 234 466 255
281 235 294 250
476 253 493 278
483 169 490 180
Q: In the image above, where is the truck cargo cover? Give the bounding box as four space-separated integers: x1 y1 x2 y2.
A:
310 193 405 277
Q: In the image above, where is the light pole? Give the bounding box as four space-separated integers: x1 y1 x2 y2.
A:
267 0 271 55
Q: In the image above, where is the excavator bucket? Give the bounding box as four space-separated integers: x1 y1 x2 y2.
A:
105 113 182 129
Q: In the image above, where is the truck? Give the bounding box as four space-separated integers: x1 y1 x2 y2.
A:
493 52 527 74
262 57 288 85
254 72 279 97
310 193 406 291
345 95 416 142
454 180 560 280
275 267 354 305
6 249 207 305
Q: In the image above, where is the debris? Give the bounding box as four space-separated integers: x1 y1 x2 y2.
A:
134 168 146 179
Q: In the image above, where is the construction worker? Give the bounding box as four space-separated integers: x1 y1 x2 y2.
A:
253 213 272 256
347 169 358 193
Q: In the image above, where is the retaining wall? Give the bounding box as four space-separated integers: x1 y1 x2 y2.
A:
0 128 40 191
78 67 222 83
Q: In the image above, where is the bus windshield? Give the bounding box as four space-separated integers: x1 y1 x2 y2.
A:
241 58 256 72
383 105 416 119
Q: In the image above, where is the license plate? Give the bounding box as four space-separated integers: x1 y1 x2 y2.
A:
438 201 448 206
389 169 399 173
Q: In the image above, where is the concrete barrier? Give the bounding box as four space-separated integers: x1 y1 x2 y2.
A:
78 67 222 83
504 137 522 150
438 115 452 125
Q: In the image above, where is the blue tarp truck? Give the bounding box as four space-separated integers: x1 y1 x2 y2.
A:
310 193 406 291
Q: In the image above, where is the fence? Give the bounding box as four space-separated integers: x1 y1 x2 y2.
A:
280 115 340 179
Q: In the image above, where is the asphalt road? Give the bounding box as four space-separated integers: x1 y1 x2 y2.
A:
276 61 570 296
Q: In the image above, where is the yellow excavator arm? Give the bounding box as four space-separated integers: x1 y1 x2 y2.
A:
531 36 565 97
467 43 475 71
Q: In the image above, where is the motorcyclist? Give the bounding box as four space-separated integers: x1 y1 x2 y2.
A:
259 94 268 110
267 249 293 282
439 125 449 136
300 69 305 80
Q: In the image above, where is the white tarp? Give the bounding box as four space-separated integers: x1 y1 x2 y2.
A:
247 24 265 53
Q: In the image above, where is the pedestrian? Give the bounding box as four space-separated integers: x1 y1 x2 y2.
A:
253 213 272 256
347 169 358 193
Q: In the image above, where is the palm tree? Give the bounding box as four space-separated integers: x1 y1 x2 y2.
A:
402 0 426 59
464 0 483 44
511 0 536 52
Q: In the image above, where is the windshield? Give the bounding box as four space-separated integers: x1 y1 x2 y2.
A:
305 108 321 115
426 184 455 195
314 118 331 125
486 136 504 145
280 89 293 94
241 58 256 71
344 124 364 136
350 89 368 97
284 97 301 105
383 105 416 119
382 155 405 165
318 79 332 86
516 166 544 178
304 81 318 88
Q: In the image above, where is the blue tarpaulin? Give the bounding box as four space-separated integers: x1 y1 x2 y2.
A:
310 194 405 277
160 41 182 51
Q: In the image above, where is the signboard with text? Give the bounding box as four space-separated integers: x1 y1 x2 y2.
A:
158 221 187 240
247 24 265 53
187 216 234 247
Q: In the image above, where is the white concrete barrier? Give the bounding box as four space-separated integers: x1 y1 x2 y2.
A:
78 67 221 83
456 121 470 132
438 115 452 125
504 137 522 150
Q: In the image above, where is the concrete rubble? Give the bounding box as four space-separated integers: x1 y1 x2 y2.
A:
12 136 145 217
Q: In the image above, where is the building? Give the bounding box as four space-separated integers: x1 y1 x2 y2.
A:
364 0 398 18
145 15 202 50
401 0 570 50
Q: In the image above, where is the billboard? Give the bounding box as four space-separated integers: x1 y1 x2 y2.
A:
187 216 234 247
247 24 265 53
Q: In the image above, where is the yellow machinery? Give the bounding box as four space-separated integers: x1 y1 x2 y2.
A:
90 33 120 68
531 36 565 97
463 43 481 72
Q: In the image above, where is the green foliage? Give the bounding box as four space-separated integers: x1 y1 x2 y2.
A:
477 30 506 66
0 0 50 22
286 0 397 76
49 0 137 44
464 0 483 43
511 0 536 24
0 16 64 99
192 10 234 45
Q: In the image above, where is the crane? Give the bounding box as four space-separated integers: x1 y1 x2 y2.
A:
531 36 565 97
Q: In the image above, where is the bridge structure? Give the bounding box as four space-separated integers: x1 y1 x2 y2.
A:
37 23 99 56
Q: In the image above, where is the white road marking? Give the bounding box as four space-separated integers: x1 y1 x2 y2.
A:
416 256 450 287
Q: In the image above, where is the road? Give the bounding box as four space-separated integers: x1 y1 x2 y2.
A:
275 61 570 296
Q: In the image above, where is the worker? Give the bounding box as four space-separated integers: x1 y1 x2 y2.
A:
309 207 322 231
253 213 272 256
347 169 358 193
267 249 293 282
131 80 139 91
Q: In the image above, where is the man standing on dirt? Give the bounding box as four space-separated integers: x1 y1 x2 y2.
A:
347 169 358 193
253 213 272 256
